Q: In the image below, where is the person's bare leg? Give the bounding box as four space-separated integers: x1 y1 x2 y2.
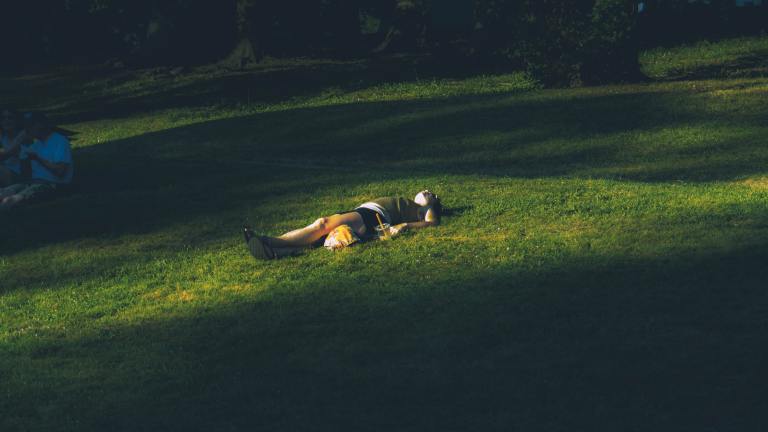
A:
278 219 326 241
266 212 366 248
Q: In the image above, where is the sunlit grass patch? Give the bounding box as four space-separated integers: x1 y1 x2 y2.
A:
641 36 768 79
336 73 539 102
65 72 537 148
738 175 768 189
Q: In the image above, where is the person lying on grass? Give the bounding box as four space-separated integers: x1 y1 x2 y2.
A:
0 112 74 211
244 190 442 259
0 109 26 186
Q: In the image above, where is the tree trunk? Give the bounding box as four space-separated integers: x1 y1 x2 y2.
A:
221 0 263 67
221 38 262 68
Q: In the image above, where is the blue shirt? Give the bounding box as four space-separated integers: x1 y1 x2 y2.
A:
19 132 74 184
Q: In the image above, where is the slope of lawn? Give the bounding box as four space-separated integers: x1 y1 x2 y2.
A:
2 38 768 431
641 36 768 79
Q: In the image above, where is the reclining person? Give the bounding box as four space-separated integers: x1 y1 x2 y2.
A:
0 109 25 186
244 190 442 259
0 112 74 210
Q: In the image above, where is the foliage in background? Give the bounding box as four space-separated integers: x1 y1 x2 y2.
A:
638 0 768 47
584 0 642 83
1 0 766 86
472 0 638 85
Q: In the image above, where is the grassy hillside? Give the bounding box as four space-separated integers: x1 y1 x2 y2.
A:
641 36 768 79
2 38 768 431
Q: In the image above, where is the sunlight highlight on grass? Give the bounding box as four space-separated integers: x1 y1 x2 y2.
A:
641 36 768 79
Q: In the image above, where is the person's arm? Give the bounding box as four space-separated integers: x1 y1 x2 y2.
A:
391 220 437 234
0 131 25 161
26 151 70 178
389 207 440 235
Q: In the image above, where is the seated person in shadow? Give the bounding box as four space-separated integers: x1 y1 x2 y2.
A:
0 108 26 186
244 190 442 259
0 112 74 210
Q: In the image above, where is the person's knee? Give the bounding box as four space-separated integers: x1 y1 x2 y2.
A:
326 212 365 235
318 214 350 234
312 217 328 229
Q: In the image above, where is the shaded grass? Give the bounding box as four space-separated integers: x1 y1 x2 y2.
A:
2 37 768 431
0 57 537 125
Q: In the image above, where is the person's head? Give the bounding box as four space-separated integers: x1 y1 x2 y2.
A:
23 111 52 140
415 189 442 218
1 109 21 135
414 190 438 206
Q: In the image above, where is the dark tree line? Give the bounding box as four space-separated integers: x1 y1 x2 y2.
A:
2 0 766 85
637 0 768 47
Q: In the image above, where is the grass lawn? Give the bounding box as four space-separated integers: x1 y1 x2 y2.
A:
2 38 768 431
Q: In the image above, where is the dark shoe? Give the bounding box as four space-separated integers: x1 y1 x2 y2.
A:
248 236 277 260
243 224 255 244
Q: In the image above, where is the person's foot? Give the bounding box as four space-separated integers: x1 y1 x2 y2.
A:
243 224 255 244
248 235 277 260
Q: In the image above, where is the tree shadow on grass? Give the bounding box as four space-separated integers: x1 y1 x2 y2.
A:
1 86 767 257
4 238 768 431
3 55 506 124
